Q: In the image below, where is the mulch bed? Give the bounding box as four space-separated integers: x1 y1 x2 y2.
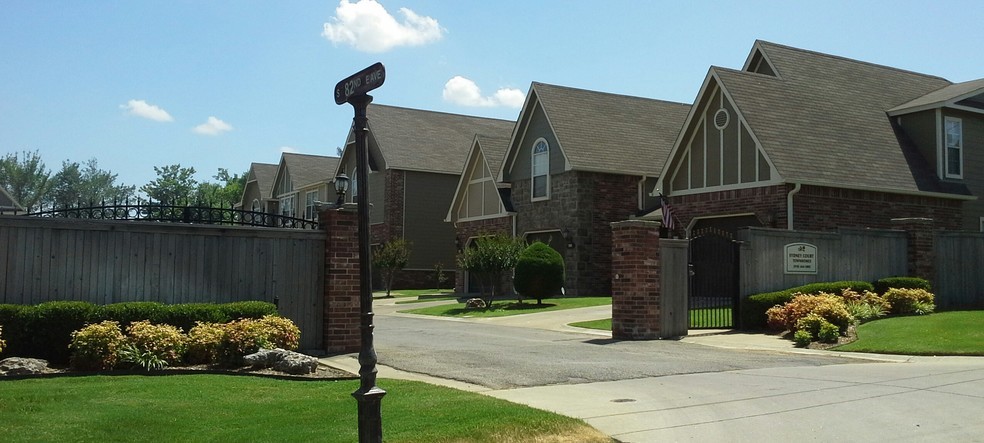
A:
1 361 357 381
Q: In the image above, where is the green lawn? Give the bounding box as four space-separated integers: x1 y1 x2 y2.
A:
374 288 455 298
402 297 612 318
834 310 984 356
567 307 735 331
0 375 610 443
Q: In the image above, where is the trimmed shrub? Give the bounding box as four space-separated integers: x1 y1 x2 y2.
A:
257 315 301 351
514 242 565 304
221 301 278 321
96 302 167 328
32 301 99 364
186 322 225 365
873 276 931 295
0 304 30 357
69 321 126 371
161 303 229 332
817 321 840 343
217 318 271 366
883 288 935 315
742 281 874 330
765 293 854 333
793 330 813 348
125 320 187 365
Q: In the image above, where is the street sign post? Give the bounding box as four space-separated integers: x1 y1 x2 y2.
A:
335 62 386 443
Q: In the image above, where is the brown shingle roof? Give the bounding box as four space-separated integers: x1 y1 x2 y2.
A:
717 40 956 194
532 82 691 176
889 78 984 114
247 162 279 199
364 104 516 174
281 153 340 188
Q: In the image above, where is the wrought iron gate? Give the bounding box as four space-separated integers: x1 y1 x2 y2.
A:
689 228 740 329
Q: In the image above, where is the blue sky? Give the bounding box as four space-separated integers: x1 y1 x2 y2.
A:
2 0 983 192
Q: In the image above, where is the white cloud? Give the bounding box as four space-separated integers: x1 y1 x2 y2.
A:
278 146 299 153
322 0 444 53
442 76 526 108
120 99 173 122
193 116 233 135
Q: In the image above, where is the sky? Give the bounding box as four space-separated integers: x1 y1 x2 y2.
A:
2 0 984 193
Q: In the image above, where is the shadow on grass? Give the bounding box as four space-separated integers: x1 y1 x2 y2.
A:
440 302 558 316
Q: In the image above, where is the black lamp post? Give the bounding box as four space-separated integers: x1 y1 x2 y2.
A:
334 62 386 443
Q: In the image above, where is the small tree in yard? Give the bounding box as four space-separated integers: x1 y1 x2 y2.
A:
456 234 525 307
514 242 565 305
372 238 411 297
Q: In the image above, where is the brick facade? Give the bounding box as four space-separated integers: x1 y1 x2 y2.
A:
892 217 937 282
610 220 662 339
512 170 640 296
669 183 963 234
452 215 514 294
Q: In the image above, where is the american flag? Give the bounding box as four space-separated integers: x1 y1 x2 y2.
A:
661 196 675 231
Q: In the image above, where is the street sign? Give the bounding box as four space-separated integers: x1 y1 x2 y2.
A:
334 62 386 105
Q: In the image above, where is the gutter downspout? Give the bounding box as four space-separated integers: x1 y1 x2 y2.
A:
786 183 801 230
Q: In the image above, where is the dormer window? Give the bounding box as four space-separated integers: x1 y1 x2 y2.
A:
945 116 963 179
532 139 549 200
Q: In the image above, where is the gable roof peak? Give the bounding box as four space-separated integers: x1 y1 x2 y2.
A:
753 40 951 84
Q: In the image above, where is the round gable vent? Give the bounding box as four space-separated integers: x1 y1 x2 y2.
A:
713 108 730 129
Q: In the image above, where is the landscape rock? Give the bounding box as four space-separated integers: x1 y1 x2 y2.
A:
244 348 319 375
0 357 54 376
465 298 486 309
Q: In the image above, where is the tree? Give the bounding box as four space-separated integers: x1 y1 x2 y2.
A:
514 242 565 305
140 164 198 203
0 150 52 212
46 158 135 208
456 234 525 307
372 238 412 297
194 168 247 208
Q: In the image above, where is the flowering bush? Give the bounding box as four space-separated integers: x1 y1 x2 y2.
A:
883 288 935 315
766 293 854 333
257 315 301 350
69 321 126 370
217 318 271 366
125 321 187 365
186 322 225 365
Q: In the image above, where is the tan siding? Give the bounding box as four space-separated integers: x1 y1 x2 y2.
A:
403 171 459 270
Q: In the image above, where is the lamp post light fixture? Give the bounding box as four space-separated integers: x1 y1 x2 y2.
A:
334 173 350 206
562 228 576 249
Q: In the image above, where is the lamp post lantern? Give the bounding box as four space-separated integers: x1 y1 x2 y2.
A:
335 63 386 443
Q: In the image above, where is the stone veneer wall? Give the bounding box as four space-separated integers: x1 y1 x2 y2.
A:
512 170 640 296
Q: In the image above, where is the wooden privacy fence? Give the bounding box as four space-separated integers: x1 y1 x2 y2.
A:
737 227 908 297
0 215 327 350
935 232 984 309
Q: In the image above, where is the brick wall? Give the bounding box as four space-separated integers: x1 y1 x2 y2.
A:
611 220 662 339
453 215 513 293
669 184 962 234
892 217 936 282
513 170 639 296
321 208 361 354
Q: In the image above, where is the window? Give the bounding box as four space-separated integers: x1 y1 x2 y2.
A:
304 191 318 220
280 194 295 218
531 139 549 200
945 117 963 179
250 199 260 212
350 168 358 202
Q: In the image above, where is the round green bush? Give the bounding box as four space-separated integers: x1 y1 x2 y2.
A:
513 242 565 304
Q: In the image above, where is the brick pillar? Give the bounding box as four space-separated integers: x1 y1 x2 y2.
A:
892 217 936 285
611 220 662 340
322 208 361 353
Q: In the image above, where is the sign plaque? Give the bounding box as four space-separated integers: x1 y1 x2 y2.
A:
784 242 818 274
334 62 386 105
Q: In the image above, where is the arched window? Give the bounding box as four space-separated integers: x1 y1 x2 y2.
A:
350 167 358 202
250 199 260 212
531 139 549 200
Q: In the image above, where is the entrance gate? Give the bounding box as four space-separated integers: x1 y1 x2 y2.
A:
688 227 740 329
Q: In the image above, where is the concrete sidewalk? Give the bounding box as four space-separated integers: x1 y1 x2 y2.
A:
324 300 983 441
